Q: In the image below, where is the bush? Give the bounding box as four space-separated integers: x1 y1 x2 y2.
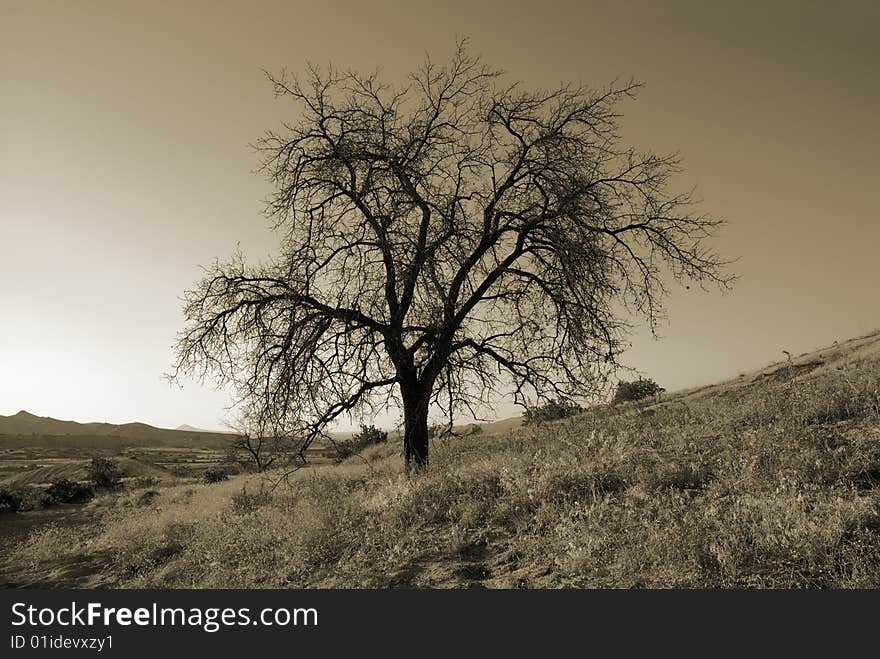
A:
87 457 122 490
524 399 583 425
136 490 160 507
1 486 42 512
230 484 273 514
333 441 359 463
202 467 230 484
352 424 388 445
0 487 23 513
612 378 665 404
334 424 389 462
42 479 94 506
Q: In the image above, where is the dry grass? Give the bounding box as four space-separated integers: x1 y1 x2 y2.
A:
6 334 880 588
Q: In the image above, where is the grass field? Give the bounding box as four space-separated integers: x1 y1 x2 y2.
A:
2 330 879 588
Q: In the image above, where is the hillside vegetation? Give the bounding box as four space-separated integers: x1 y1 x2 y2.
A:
4 331 880 588
1 457 170 488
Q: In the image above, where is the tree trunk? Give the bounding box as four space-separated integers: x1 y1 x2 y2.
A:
402 385 430 474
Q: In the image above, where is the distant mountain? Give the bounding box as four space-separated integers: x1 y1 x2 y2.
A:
0 409 521 449
0 410 235 447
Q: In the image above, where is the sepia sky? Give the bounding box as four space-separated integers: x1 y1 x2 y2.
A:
2 1 878 431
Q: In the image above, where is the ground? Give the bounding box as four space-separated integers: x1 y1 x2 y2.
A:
1 330 879 588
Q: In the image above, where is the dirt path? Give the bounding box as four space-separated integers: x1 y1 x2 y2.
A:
0 505 109 588
350 528 554 589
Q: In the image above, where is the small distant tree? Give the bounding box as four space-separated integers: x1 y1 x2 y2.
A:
524 398 584 425
612 378 665 404
87 457 122 490
226 409 292 472
222 442 243 470
229 434 283 473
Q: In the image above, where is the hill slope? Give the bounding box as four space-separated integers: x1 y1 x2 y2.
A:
0 411 158 437
4 330 879 588
0 412 236 448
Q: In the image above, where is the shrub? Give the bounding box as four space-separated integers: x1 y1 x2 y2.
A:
524 399 583 425
202 467 230 484
612 378 665 404
334 424 389 462
1 486 42 512
42 479 94 506
0 487 23 513
333 441 359 463
352 424 388 445
87 457 122 490
136 490 160 507
230 484 273 514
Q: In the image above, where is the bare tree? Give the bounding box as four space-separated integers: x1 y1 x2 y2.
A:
225 407 296 473
229 433 278 473
172 41 732 473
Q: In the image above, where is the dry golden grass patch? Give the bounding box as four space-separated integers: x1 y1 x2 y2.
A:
7 337 880 588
